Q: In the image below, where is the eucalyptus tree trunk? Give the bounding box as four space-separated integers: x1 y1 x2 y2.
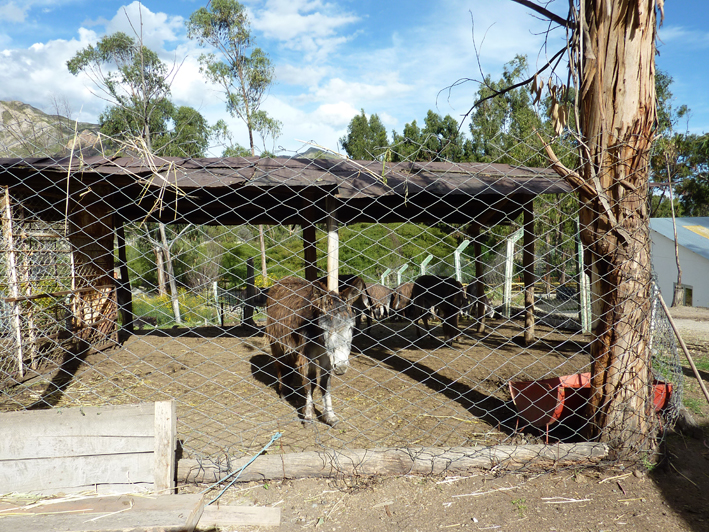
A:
575 0 659 456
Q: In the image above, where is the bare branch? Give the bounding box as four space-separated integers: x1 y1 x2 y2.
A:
509 0 571 28
458 46 566 124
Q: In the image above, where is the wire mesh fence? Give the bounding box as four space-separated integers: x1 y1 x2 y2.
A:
0 127 683 477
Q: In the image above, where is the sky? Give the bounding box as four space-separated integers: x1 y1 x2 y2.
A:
0 0 706 157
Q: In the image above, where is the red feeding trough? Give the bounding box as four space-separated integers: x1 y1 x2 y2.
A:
509 372 672 443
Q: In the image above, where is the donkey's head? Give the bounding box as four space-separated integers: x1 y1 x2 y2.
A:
312 284 356 375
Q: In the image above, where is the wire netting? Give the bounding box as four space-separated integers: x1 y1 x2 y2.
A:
0 122 683 478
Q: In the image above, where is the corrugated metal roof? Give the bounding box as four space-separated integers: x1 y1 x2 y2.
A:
650 217 709 261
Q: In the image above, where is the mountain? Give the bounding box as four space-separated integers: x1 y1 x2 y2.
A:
297 147 344 160
0 100 101 159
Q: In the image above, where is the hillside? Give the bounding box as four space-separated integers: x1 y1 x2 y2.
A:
0 100 101 158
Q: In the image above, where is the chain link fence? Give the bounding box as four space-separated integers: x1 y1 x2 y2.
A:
0 125 683 479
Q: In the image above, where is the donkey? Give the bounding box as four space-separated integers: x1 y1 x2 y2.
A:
390 282 414 322
462 283 495 321
318 274 371 330
407 275 467 344
363 283 393 331
265 277 356 426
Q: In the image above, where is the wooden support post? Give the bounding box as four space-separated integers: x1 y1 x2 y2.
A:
2 188 23 378
326 196 339 293
523 202 535 344
577 218 591 333
115 216 134 335
302 193 318 283
159 223 182 325
396 264 408 287
244 257 256 328
420 254 433 276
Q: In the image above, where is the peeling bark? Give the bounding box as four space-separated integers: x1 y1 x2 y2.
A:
577 0 659 457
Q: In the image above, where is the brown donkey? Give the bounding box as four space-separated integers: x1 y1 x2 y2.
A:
265 277 356 426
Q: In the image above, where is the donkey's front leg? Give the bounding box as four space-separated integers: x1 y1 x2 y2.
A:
319 370 338 426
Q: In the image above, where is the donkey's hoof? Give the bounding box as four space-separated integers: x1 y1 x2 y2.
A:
323 413 339 427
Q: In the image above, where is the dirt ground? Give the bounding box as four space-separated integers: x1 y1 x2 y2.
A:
4 306 709 531
182 306 709 532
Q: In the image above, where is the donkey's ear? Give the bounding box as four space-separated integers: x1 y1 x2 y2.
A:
311 281 333 313
340 284 365 307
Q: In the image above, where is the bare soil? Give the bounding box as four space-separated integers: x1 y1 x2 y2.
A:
184 307 709 532
5 307 709 531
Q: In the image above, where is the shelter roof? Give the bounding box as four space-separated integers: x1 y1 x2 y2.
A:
0 155 572 226
650 217 709 262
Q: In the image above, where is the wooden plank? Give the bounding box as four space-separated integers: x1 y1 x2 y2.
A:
0 493 204 532
0 434 153 459
154 400 177 493
0 403 155 460
0 401 176 495
2 187 24 377
0 453 155 493
199 505 281 528
179 443 608 484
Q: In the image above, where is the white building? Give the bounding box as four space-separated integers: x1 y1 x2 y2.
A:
650 217 709 308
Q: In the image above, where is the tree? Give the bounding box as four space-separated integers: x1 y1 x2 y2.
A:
68 30 213 326
187 0 279 284
186 0 277 157
340 109 389 160
675 135 709 216
456 0 662 457
391 110 469 162
67 32 174 151
507 0 661 456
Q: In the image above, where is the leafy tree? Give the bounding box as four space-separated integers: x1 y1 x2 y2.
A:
340 109 389 160
68 32 212 158
391 110 470 162
467 55 572 168
186 0 278 157
67 32 173 150
675 134 709 216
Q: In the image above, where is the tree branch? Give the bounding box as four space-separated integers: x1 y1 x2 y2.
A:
459 45 567 124
509 0 571 28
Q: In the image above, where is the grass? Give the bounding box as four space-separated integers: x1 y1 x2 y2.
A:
683 396 704 416
131 290 219 328
511 498 527 517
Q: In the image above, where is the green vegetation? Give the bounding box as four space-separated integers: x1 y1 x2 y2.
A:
67 32 214 157
132 291 218 328
186 0 280 156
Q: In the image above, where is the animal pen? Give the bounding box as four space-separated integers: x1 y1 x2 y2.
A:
0 153 683 482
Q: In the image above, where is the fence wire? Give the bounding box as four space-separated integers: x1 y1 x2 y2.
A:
0 126 683 479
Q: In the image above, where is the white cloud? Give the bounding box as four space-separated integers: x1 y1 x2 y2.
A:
103 1 184 52
0 33 104 122
275 64 329 89
311 101 359 128
308 77 412 106
0 1 28 23
658 25 709 48
252 0 359 60
253 0 359 41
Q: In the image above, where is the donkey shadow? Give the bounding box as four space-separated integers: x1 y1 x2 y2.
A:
250 353 318 419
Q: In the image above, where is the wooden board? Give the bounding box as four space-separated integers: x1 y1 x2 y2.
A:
0 493 204 532
199 504 281 528
0 401 176 495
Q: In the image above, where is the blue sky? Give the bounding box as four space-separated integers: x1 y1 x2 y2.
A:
0 0 706 156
